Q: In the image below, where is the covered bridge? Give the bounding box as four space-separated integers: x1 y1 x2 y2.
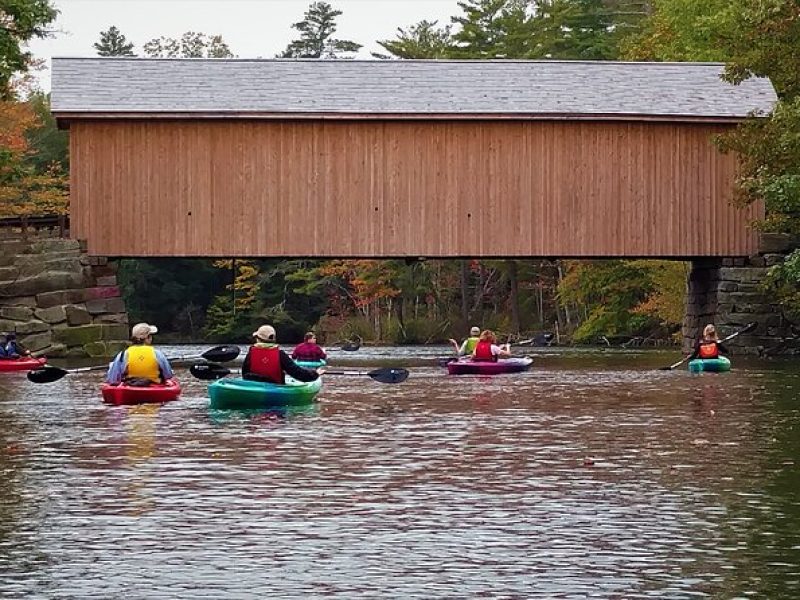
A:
51 58 777 258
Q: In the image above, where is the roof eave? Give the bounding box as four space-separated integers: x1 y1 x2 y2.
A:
53 111 760 129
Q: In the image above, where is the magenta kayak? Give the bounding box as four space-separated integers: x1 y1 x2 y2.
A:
101 378 182 406
447 357 533 375
0 357 47 373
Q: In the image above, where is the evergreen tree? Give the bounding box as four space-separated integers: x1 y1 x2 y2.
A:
449 0 534 58
93 25 135 56
279 1 362 59
375 20 453 59
0 0 58 99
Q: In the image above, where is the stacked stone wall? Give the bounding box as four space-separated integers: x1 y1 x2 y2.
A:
0 232 129 357
683 235 799 356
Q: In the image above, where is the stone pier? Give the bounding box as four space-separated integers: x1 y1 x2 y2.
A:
0 232 129 357
682 235 799 355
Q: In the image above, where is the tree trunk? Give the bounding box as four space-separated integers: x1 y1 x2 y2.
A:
507 260 521 333
460 259 469 321
557 262 572 327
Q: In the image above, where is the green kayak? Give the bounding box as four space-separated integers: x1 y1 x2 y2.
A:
294 359 326 369
688 356 731 373
208 376 323 409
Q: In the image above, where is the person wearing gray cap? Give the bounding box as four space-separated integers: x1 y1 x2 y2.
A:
449 326 482 356
106 322 174 385
242 324 321 384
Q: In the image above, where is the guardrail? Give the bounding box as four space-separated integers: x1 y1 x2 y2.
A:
0 214 69 237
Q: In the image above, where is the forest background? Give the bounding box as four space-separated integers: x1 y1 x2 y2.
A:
1 0 797 345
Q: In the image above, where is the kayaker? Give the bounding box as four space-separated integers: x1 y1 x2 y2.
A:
242 324 321 385
106 322 174 385
291 332 327 362
3 332 30 358
449 326 481 356
472 330 512 362
689 324 729 360
0 334 7 359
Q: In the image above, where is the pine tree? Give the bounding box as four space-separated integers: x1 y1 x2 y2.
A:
279 1 362 59
375 20 453 59
449 0 534 58
93 26 135 56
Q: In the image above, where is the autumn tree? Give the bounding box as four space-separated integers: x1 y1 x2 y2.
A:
279 1 362 58
0 0 58 99
626 0 800 319
93 25 135 56
0 99 68 216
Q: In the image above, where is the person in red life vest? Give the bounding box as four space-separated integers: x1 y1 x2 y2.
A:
291 332 327 362
471 329 512 362
689 324 730 360
242 324 322 384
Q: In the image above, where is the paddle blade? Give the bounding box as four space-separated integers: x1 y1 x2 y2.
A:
27 366 68 384
201 345 241 363
369 367 409 384
190 363 231 380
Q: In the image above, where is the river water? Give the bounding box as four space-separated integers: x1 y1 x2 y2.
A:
1 345 799 598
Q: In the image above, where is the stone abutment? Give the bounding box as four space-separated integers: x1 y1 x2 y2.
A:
683 235 799 355
0 232 129 358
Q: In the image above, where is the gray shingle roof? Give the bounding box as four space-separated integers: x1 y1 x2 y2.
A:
50 57 777 120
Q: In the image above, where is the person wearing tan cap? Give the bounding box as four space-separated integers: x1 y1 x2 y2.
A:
242 324 321 384
449 326 482 356
106 322 174 385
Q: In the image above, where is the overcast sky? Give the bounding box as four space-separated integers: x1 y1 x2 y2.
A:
28 0 461 90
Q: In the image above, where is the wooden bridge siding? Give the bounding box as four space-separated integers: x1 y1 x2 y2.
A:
68 120 761 257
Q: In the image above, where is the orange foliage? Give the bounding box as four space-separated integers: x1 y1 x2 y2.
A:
0 100 68 217
320 260 401 309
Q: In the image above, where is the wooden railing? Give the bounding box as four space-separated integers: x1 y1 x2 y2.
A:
0 214 69 238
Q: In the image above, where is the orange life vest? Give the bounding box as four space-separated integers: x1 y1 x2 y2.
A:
473 340 497 362
248 346 285 384
698 342 719 359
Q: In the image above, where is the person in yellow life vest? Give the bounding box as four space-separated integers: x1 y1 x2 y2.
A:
449 326 482 356
689 324 730 361
106 323 174 385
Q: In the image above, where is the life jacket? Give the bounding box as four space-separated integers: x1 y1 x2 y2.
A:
464 336 480 354
248 345 285 384
698 342 719 359
126 345 161 383
473 340 497 362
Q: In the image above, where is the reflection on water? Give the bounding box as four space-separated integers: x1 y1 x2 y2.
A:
0 347 799 598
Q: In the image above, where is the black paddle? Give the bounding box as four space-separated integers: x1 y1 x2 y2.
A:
190 363 409 384
659 322 757 371
27 345 241 384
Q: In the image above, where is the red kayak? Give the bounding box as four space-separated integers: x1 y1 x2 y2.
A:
0 357 47 373
101 378 182 406
447 357 533 375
